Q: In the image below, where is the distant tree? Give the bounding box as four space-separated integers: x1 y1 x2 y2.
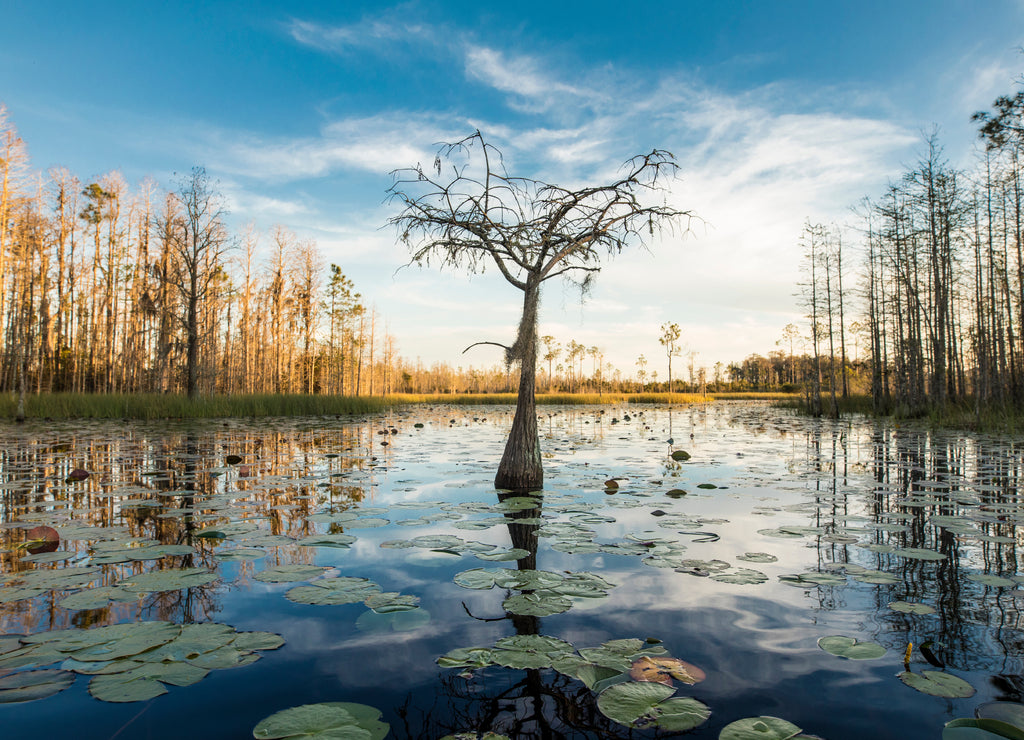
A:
157 168 231 399
541 335 559 392
388 131 692 490
635 353 648 390
779 323 801 384
659 321 682 392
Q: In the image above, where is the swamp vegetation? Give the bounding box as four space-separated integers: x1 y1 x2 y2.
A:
0 403 1021 738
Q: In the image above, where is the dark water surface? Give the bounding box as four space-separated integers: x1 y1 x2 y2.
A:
0 403 1022 739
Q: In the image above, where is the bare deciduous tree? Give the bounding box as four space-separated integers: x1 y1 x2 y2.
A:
157 168 230 399
388 131 693 490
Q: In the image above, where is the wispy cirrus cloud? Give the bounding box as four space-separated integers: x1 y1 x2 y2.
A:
286 12 439 54
200 113 472 181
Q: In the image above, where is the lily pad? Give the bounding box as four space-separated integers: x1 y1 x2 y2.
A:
737 552 778 563
502 591 572 617
817 635 886 660
889 601 936 615
363 592 420 613
120 567 218 593
0 669 75 703
476 548 530 562
899 670 975 698
967 574 1017 588
596 680 708 730
254 565 330 583
712 568 768 585
252 702 390 740
629 655 705 686
296 534 358 548
355 608 431 633
88 673 168 702
943 717 1024 740
976 702 1024 732
285 578 382 606
719 716 804 740
596 680 675 725
60 586 141 610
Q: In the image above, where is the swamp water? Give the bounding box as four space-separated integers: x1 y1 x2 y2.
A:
0 403 1022 739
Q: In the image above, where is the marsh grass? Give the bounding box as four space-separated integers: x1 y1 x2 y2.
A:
777 393 1024 433
0 391 799 420
0 393 390 420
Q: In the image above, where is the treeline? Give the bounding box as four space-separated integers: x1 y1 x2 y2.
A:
801 80 1024 418
0 105 409 403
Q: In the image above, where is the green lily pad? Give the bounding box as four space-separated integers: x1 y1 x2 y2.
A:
976 702 1024 732
88 673 168 702
70 622 183 661
494 635 575 656
437 647 495 670
0 669 75 703
285 578 382 606
712 568 768 585
363 592 420 613
967 574 1017 588
817 635 886 660
502 591 572 617
254 565 330 583
597 680 705 729
216 548 267 561
853 570 901 585
232 632 286 651
719 716 804 740
453 569 499 590
648 696 712 731
943 717 1024 740
475 548 530 562
889 601 936 615
597 680 674 724
120 567 218 593
671 450 691 461
737 552 778 563
252 702 390 739
296 534 358 548
346 518 390 529
60 586 141 610
355 608 431 633
899 670 975 698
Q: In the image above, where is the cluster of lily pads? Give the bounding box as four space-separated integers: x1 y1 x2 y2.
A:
453 567 614 616
435 633 824 738
0 620 283 703
438 634 711 731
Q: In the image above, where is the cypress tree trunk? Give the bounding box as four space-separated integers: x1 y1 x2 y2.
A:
495 279 542 492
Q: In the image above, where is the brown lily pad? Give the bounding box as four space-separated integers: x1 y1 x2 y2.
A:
629 656 706 686
25 526 60 554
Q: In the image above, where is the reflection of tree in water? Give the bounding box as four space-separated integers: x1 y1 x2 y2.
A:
0 419 378 632
802 423 1024 681
402 491 644 740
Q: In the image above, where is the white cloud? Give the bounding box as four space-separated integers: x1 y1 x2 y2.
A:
200 113 471 181
463 45 598 115
287 14 438 54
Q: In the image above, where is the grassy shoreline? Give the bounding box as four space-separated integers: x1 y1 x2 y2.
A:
0 391 793 420
779 393 1024 433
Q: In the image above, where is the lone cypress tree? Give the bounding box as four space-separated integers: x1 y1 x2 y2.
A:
388 132 693 491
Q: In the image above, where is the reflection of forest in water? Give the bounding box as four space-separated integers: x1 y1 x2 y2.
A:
0 415 399 633
795 421 1024 681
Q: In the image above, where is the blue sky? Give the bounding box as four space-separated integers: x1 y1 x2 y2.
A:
3 1 1023 376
